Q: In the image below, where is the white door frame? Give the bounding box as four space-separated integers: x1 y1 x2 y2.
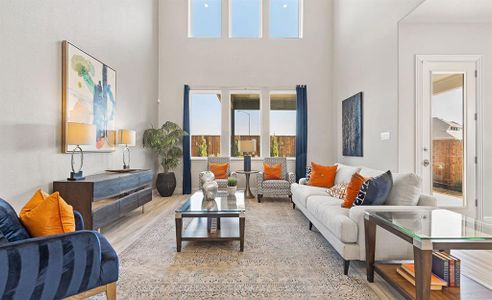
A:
415 55 482 218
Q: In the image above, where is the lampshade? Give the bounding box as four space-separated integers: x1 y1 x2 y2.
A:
239 139 256 153
106 129 117 146
66 122 96 146
118 129 136 146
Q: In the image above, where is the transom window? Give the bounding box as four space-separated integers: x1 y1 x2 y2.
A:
189 0 222 38
269 0 302 38
230 0 262 38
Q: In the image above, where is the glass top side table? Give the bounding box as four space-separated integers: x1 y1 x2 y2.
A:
235 170 259 199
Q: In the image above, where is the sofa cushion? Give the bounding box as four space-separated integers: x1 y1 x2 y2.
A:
291 183 328 207
335 163 362 185
306 196 358 243
0 198 30 242
386 173 422 206
262 180 290 190
359 167 385 178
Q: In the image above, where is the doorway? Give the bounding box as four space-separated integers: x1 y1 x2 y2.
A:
416 55 481 217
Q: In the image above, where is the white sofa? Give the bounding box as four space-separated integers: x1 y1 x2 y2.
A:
291 163 436 275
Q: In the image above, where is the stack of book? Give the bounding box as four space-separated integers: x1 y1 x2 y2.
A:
396 251 461 290
432 251 461 287
397 264 447 291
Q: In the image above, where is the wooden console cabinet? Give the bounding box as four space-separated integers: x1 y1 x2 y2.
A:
53 170 153 230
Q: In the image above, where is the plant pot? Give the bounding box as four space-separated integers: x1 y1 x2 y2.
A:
156 172 176 197
227 186 237 196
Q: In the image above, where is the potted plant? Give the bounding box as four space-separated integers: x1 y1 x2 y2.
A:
143 121 187 197
227 177 238 196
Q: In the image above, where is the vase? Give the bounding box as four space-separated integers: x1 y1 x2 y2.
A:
227 186 237 196
156 172 176 197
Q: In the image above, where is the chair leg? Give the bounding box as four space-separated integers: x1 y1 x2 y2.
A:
344 260 350 275
106 282 117 300
257 194 262 203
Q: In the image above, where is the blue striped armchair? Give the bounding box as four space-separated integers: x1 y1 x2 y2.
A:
0 198 118 299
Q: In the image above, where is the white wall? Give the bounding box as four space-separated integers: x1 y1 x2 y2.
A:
398 23 492 218
332 0 423 171
159 0 334 192
0 0 159 210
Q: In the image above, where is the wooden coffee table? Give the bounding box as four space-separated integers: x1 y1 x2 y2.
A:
175 191 246 252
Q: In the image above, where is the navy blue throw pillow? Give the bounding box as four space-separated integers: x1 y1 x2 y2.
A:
0 231 7 246
353 171 393 206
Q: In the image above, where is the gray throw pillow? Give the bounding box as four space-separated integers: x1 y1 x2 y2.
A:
353 171 393 206
385 173 422 206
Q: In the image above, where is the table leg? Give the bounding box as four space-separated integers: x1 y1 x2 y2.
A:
364 218 376 282
217 217 221 230
414 246 432 300
175 214 182 252
239 213 245 252
244 173 254 199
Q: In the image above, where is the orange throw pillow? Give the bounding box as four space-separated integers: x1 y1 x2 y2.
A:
264 163 282 180
342 173 367 208
308 162 337 188
209 163 229 179
20 189 75 237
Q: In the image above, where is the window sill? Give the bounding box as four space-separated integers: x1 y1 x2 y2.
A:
191 157 296 161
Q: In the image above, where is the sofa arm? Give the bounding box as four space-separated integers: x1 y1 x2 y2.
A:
299 178 308 185
288 172 295 184
256 172 264 194
74 210 85 230
417 194 436 207
0 230 103 298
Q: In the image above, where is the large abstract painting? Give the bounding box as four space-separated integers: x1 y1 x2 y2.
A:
342 92 363 157
62 41 116 152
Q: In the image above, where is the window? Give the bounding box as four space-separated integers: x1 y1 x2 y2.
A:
270 93 296 157
269 0 301 38
190 92 222 157
230 93 261 157
189 0 222 38
230 0 262 38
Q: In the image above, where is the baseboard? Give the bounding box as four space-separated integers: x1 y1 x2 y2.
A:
453 250 492 289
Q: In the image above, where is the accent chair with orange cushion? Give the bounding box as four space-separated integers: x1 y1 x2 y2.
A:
256 157 295 203
0 191 119 299
341 173 366 208
199 157 237 190
308 162 337 188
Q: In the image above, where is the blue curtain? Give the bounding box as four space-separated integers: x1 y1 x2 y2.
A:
182 85 192 194
296 85 308 183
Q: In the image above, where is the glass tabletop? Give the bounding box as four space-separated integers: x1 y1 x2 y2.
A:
176 191 246 213
366 209 492 241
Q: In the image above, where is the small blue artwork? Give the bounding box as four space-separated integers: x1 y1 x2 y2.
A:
342 92 363 157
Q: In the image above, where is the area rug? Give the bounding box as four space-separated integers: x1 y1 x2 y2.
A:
114 197 378 299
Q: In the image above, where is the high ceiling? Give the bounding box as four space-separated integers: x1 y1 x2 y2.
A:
402 0 492 23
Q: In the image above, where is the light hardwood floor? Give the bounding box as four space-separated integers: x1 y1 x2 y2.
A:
101 193 492 300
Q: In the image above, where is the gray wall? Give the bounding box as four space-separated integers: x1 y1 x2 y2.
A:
159 0 334 191
332 0 423 171
0 0 159 210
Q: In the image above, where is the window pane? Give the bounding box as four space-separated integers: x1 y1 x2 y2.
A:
230 0 261 38
270 0 300 38
270 93 296 157
190 0 222 38
190 93 222 157
231 94 261 157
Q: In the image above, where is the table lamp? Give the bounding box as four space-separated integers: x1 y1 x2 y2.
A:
239 139 255 171
118 129 136 169
66 122 96 181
